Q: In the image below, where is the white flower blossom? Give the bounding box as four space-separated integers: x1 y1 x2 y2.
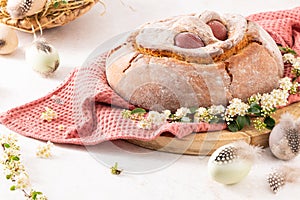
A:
208 105 225 116
279 77 293 91
260 93 277 114
293 57 300 70
225 98 250 121
195 107 207 115
137 119 152 130
290 82 299 94
163 110 171 118
3 160 25 177
41 107 58 122
248 93 262 104
260 89 289 115
270 89 289 107
194 107 212 123
0 133 18 147
282 53 296 63
36 141 54 159
58 125 65 131
15 173 31 189
146 111 166 126
175 107 191 118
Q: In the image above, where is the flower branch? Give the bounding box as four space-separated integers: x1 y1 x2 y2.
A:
0 134 48 200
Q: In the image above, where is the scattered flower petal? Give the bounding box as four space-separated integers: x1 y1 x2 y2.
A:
41 107 58 122
36 141 54 158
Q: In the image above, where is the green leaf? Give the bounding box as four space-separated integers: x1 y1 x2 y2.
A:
10 185 16 191
12 156 20 161
32 193 37 200
3 143 10 148
228 121 240 132
248 103 262 116
6 174 12 180
209 118 220 124
189 107 198 114
278 46 297 55
236 116 250 129
32 191 43 200
53 2 60 8
131 108 146 115
111 162 122 175
264 116 276 130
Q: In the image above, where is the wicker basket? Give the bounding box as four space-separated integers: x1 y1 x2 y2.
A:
0 0 100 33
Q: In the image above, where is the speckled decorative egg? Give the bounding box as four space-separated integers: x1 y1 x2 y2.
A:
208 141 262 185
269 113 300 161
6 0 47 19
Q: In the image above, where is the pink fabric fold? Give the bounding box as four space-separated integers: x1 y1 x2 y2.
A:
1 7 300 145
247 7 300 54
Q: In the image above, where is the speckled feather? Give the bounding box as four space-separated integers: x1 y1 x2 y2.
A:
6 0 47 19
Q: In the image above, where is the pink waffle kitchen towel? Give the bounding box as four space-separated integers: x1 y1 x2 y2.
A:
1 7 300 145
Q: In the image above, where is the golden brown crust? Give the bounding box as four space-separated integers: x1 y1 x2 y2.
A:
106 12 284 112
227 43 280 101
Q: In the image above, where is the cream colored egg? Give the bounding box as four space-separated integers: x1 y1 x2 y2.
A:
7 0 47 19
25 39 60 76
208 144 253 185
0 24 18 55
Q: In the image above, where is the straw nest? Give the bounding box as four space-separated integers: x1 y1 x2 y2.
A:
0 0 102 33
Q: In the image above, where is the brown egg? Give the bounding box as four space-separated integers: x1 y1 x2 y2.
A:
207 20 228 41
174 32 205 49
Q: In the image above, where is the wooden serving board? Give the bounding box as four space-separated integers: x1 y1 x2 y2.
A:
126 101 300 156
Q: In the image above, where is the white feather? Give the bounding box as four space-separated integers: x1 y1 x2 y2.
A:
6 0 47 19
233 140 264 162
276 165 300 183
279 112 296 130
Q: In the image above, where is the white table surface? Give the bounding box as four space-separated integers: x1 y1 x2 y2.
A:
1 0 300 199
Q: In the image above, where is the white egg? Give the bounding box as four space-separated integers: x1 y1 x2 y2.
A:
0 24 18 55
208 143 253 185
25 39 60 76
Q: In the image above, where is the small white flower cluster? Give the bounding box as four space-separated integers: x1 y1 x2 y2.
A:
41 107 58 122
0 134 48 200
175 107 192 122
194 107 212 123
253 118 267 131
279 77 293 91
260 90 289 115
36 141 54 159
282 53 297 63
248 93 262 104
279 77 299 94
209 105 226 116
175 107 191 118
248 76 296 116
284 52 300 75
225 98 250 122
137 111 169 130
194 105 225 123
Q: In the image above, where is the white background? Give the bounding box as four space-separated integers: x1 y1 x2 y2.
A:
1 0 300 199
